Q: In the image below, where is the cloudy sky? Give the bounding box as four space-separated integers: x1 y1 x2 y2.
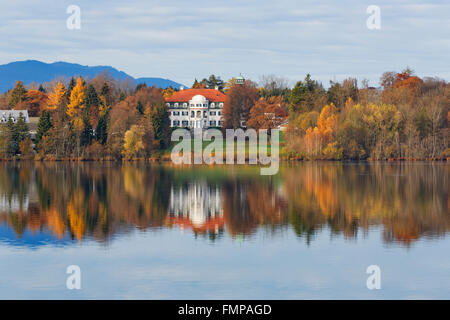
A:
1 0 449 87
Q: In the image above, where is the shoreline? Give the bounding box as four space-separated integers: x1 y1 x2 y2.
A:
0 156 447 162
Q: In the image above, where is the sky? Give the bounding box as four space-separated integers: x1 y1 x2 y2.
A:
1 0 449 87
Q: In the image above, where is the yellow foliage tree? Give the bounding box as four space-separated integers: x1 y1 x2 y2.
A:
98 95 110 117
46 82 65 110
163 87 175 99
303 103 341 158
67 77 86 118
122 125 145 158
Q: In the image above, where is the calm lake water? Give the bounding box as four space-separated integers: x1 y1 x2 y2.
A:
0 162 448 299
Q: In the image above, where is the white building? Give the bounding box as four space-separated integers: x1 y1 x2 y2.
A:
165 88 226 129
0 110 30 123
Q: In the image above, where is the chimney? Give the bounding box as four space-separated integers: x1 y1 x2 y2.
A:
180 85 184 90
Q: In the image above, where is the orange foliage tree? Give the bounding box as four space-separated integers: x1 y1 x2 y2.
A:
246 96 288 131
303 103 340 158
15 90 48 116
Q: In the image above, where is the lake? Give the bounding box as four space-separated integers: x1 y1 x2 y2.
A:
0 162 448 299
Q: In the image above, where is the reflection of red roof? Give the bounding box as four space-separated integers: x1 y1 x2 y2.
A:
165 89 226 102
165 215 224 233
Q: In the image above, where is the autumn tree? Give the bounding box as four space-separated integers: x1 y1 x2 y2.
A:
163 87 175 99
122 125 145 158
327 78 358 109
223 80 259 129
67 77 86 156
15 90 48 116
380 71 396 89
67 77 86 118
303 104 340 158
46 82 66 111
247 96 288 131
107 86 163 157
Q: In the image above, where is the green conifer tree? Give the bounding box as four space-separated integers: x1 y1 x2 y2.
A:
9 81 27 107
36 110 52 144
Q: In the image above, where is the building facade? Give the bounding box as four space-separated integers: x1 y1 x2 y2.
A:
0 110 30 124
165 88 226 129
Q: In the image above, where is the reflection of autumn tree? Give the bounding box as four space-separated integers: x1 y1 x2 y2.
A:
0 163 172 242
0 163 447 246
0 163 33 238
283 163 449 245
222 178 287 236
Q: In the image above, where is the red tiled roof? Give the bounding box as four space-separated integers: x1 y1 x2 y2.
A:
165 216 224 233
165 88 226 103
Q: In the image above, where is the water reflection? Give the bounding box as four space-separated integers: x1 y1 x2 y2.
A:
0 162 448 246
168 182 223 233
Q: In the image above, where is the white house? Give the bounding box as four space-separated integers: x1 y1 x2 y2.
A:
165 88 226 129
0 110 30 123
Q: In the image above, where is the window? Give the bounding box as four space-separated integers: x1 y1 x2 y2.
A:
191 111 195 117
218 111 221 116
166 103 170 107
210 120 216 126
219 103 224 108
183 103 188 108
203 111 207 117
210 103 215 108
174 103 179 107
210 111 216 116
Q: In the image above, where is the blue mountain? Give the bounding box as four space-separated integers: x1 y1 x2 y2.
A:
0 60 184 92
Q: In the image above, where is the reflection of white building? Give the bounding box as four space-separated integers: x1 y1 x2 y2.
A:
168 182 223 228
0 194 29 212
165 88 226 129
